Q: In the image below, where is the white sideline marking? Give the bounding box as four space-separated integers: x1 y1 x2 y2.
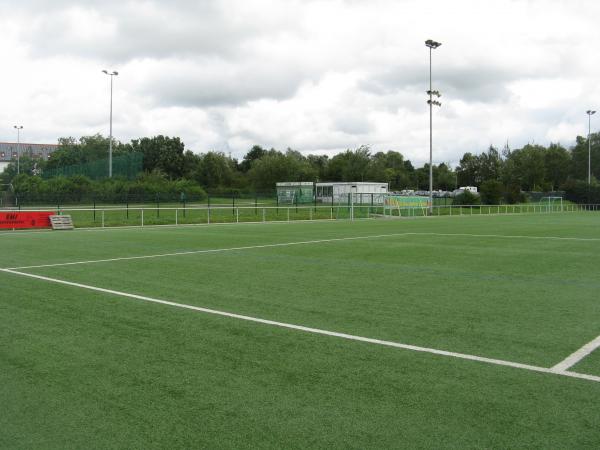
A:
4 233 412 270
416 232 600 242
551 335 600 372
5 231 600 271
2 268 599 384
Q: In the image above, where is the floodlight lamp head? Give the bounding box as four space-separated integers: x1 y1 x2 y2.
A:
425 39 441 49
102 69 108 74
587 110 596 115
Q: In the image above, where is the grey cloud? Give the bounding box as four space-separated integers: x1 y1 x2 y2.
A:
360 63 518 103
333 113 372 135
137 60 307 107
13 1 279 62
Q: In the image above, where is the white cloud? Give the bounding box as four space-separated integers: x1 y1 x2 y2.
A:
1 0 600 166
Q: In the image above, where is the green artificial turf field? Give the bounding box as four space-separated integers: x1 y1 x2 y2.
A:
1 213 599 448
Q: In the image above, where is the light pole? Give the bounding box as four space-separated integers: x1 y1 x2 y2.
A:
587 110 596 185
425 39 441 214
102 70 119 177
13 125 23 174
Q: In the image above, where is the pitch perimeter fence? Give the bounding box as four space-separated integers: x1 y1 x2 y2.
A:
1 203 598 230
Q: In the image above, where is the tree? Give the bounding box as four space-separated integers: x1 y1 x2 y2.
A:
479 180 504 204
182 150 201 179
131 135 186 179
46 135 116 170
194 152 236 189
326 146 371 181
506 145 546 191
414 165 430 190
544 144 570 190
433 163 456 190
240 145 267 172
456 152 479 186
246 149 317 191
570 133 600 181
307 154 329 181
479 146 503 182
367 151 411 189
456 147 503 188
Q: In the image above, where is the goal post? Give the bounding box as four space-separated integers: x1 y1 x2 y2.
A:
540 196 563 212
383 195 430 217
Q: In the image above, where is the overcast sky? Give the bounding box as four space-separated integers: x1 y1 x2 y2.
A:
1 0 599 166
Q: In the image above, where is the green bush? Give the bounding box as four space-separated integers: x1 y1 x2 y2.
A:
504 184 527 204
452 190 481 205
480 180 504 204
562 179 600 204
11 173 207 205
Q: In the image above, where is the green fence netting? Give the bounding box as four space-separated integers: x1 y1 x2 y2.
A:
42 152 143 180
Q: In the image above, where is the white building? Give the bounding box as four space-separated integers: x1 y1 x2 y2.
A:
315 182 389 204
452 186 479 196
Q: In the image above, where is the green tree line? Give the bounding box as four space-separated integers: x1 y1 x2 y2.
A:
1 131 599 204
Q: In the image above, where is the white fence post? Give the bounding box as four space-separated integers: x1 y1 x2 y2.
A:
102 210 105 228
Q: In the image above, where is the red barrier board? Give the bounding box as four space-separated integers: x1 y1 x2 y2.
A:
0 212 53 229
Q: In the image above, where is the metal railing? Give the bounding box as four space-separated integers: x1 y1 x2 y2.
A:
1 202 598 230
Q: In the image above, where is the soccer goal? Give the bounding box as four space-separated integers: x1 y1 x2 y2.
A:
540 196 563 212
383 195 430 217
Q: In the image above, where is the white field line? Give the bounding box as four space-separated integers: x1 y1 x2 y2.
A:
413 232 600 242
5 231 600 271
551 335 600 372
4 232 413 270
1 268 599 384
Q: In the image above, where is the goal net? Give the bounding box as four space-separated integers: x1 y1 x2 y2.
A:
383 195 430 217
540 196 563 212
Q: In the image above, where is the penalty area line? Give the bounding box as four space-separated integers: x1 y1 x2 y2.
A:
2 268 599 384
3 232 415 270
5 231 600 271
551 335 600 372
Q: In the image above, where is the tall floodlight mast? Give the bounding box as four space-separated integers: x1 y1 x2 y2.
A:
425 39 442 214
587 110 596 185
102 70 119 178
